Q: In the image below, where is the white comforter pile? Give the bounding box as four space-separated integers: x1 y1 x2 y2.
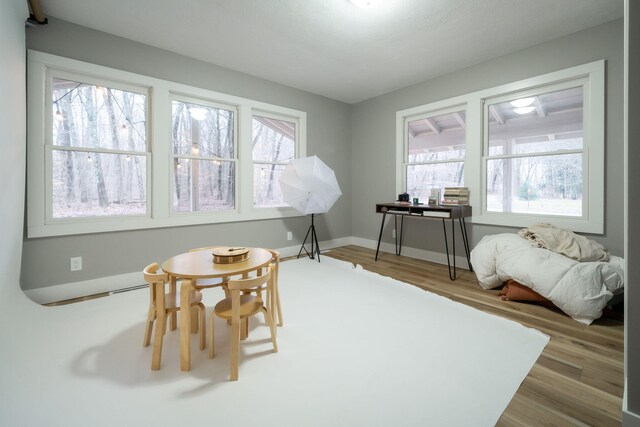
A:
470 233 624 324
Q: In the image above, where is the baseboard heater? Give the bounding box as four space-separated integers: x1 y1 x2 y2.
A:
109 284 148 295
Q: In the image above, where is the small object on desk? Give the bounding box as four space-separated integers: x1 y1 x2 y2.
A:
428 188 441 206
398 192 410 202
412 197 419 204
212 247 250 264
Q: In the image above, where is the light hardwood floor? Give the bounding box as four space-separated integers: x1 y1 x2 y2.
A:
324 245 624 427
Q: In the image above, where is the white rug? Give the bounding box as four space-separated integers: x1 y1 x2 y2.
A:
0 257 548 426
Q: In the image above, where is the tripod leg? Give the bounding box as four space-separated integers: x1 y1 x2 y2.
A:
297 225 312 259
312 224 321 262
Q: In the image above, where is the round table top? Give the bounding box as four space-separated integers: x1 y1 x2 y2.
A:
161 247 273 279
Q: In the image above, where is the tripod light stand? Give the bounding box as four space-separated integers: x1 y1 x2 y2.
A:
297 213 321 261
279 156 342 263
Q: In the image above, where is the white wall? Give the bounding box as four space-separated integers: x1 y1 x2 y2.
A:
0 0 28 296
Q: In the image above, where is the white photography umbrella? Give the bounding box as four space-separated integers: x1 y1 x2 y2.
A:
279 156 342 261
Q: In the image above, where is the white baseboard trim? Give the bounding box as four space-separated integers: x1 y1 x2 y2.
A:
623 380 640 426
23 236 356 305
277 236 354 259
351 236 471 270
623 409 640 426
23 236 468 305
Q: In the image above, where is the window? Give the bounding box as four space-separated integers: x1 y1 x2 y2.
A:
397 60 604 233
50 76 149 219
252 113 297 208
27 51 307 237
171 98 236 213
404 107 466 202
484 85 585 216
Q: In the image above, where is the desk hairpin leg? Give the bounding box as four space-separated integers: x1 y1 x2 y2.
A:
394 214 404 256
459 217 473 272
442 218 457 280
375 211 386 261
443 217 473 280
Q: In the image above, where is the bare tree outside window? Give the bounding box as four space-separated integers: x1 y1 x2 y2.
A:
51 78 148 218
252 115 296 207
171 100 236 212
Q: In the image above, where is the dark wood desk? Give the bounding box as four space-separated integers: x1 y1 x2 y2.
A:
375 202 472 280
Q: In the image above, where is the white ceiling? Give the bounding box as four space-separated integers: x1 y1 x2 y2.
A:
38 0 622 104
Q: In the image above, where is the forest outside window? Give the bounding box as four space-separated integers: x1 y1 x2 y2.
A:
171 98 237 213
50 76 149 219
28 51 307 237
252 113 297 208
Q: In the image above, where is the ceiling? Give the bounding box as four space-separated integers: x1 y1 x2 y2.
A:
37 0 622 104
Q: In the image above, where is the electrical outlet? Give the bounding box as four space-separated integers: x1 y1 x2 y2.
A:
392 229 396 238
287 231 293 241
70 256 82 272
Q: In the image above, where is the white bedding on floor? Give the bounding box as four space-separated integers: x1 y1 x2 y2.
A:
470 233 624 324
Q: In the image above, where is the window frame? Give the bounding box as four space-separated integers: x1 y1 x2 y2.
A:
27 50 307 238
399 103 469 199
46 70 152 222
396 60 605 234
396 95 472 197
251 109 301 209
169 93 239 216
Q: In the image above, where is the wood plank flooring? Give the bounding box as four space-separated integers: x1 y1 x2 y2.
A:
323 245 624 427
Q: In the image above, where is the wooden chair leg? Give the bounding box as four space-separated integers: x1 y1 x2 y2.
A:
230 318 240 381
263 307 278 353
169 281 177 331
143 305 155 347
191 305 199 334
208 313 215 359
198 303 206 350
275 281 283 327
151 309 166 370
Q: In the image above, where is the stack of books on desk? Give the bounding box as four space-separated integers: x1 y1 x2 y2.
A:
441 187 470 205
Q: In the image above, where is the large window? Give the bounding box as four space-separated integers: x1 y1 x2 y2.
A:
404 107 466 202
50 76 149 219
397 60 604 233
484 85 585 216
252 113 297 208
171 98 236 213
27 51 306 237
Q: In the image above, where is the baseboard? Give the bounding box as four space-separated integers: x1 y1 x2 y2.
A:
623 409 640 426
623 380 640 426
23 271 143 305
351 236 471 269
278 236 354 258
22 236 356 305
22 236 468 305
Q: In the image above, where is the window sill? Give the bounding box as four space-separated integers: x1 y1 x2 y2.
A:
472 212 603 235
27 207 302 238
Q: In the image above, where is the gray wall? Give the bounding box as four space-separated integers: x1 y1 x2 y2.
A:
351 19 625 256
22 18 352 290
624 1 640 423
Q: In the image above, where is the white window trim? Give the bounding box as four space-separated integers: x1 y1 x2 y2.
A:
27 50 307 238
396 60 605 234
